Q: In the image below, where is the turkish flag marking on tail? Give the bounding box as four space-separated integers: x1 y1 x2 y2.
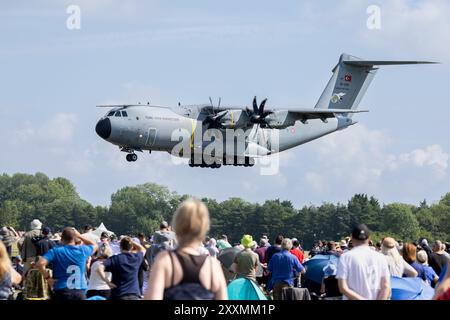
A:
344 74 352 82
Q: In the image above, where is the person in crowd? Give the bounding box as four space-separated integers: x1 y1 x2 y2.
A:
267 238 305 300
397 240 404 253
0 226 19 258
309 240 323 257
37 227 98 300
266 235 283 264
417 250 439 287
290 239 305 264
87 243 114 299
380 237 417 278
131 237 150 295
13 255 24 277
375 241 382 252
145 199 227 300
217 235 232 251
98 237 146 300
445 242 450 254
261 235 270 247
290 239 305 287
0 242 22 300
34 227 57 257
205 238 219 258
336 224 390 300
138 233 148 247
434 261 450 300
231 235 260 282
18 219 42 275
429 240 449 276
420 239 433 259
255 238 269 286
340 240 348 252
324 241 341 257
150 221 176 265
100 232 110 245
402 242 426 280
442 243 450 259
320 263 341 300
82 225 101 244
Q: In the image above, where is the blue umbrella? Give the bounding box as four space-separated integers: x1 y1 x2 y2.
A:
228 278 268 300
304 254 339 284
390 276 434 300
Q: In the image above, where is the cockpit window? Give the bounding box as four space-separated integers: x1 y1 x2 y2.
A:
115 111 122 117
107 111 115 117
121 111 128 117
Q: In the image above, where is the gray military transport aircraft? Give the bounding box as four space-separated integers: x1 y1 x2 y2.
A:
95 53 435 168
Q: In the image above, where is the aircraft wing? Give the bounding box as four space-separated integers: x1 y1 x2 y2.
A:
286 108 368 120
200 104 367 116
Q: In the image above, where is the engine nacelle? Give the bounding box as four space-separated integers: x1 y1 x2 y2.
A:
217 110 250 129
263 111 297 129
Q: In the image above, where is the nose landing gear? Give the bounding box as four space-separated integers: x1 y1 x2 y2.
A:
126 153 138 162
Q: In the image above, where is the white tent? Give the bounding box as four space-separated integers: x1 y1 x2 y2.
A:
92 222 114 237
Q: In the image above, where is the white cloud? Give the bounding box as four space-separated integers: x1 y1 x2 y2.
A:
40 113 77 143
359 0 450 58
300 124 449 199
11 113 77 145
394 144 449 175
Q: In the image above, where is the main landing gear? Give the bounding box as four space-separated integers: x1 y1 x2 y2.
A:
126 153 138 162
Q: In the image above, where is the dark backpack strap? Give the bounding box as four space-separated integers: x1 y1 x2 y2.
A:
168 251 175 287
209 256 213 291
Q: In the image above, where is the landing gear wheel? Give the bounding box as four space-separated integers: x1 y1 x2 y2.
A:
126 154 138 162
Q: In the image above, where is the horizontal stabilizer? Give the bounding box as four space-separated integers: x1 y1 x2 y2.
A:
344 60 439 67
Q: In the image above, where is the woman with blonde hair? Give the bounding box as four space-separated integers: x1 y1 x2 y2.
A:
381 237 417 278
87 243 114 299
0 241 22 300
145 199 227 300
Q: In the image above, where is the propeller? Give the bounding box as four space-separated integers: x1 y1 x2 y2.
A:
250 96 272 128
205 97 225 128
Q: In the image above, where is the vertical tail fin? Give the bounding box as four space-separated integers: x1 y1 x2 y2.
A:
315 53 436 111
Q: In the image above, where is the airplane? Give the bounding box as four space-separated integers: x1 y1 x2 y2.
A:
95 53 436 168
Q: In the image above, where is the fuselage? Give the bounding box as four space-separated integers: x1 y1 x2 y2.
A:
95 105 355 159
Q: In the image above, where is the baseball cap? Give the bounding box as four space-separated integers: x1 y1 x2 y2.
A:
351 224 370 241
42 227 51 235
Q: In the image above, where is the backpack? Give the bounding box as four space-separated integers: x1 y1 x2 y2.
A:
23 269 51 300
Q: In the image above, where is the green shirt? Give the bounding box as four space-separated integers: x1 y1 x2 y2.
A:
234 249 259 281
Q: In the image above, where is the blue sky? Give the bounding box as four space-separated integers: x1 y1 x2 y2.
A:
1 0 449 207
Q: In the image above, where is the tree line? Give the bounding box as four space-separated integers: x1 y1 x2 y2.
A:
0 172 449 248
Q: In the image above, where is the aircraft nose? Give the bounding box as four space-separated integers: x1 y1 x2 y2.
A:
95 118 111 140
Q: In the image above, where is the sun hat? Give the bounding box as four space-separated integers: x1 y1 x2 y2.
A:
241 235 254 248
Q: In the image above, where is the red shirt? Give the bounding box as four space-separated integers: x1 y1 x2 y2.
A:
290 248 304 264
437 288 450 300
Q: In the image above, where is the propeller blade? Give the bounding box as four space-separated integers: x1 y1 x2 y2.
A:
253 96 259 114
218 97 221 109
259 99 267 116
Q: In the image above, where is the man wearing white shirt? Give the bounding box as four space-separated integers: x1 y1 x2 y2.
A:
336 224 390 300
